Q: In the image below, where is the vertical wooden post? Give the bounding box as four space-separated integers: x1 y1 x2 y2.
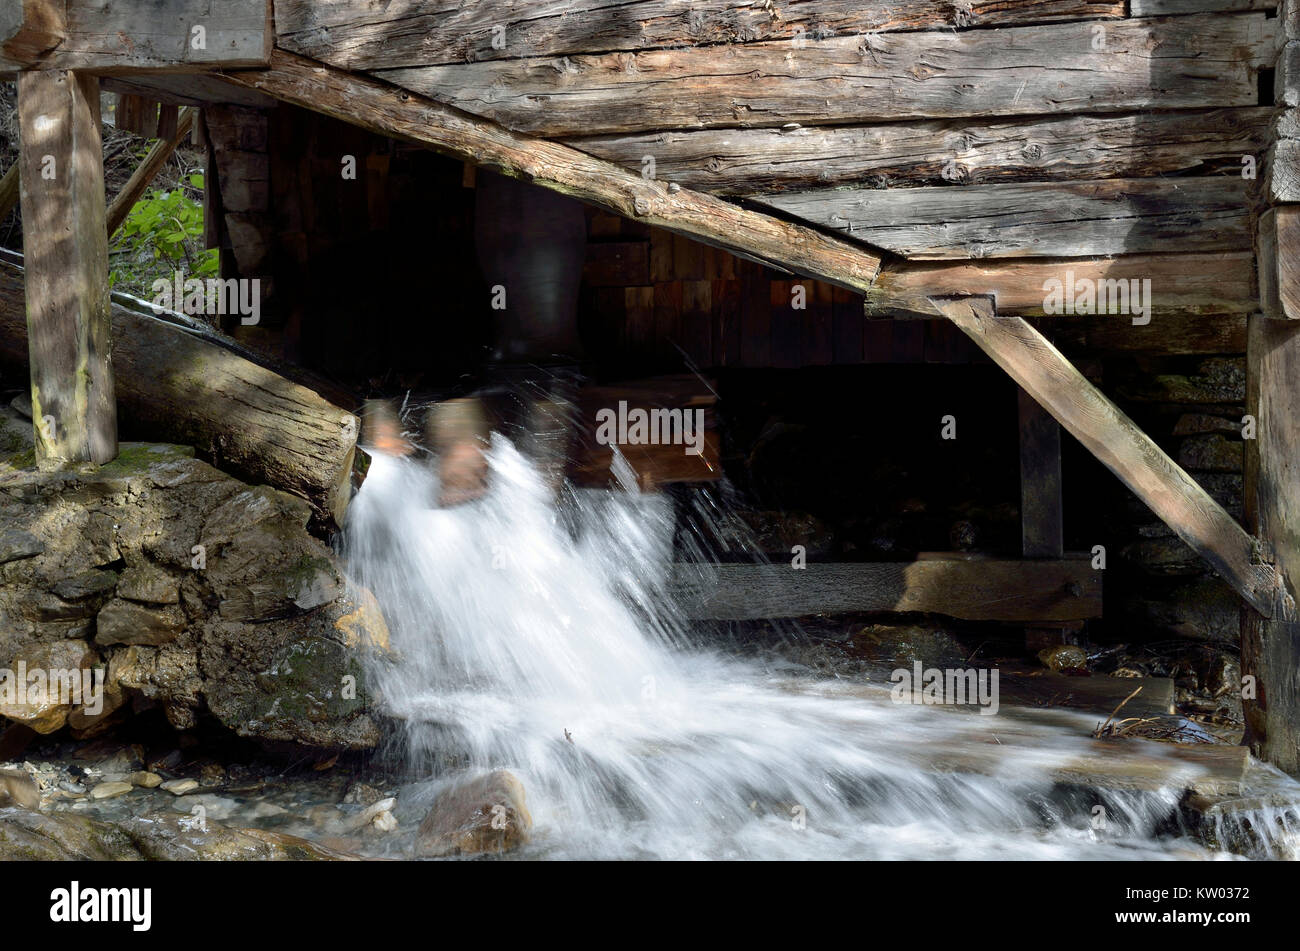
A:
17 70 117 467
1242 315 1300 774
1019 387 1069 650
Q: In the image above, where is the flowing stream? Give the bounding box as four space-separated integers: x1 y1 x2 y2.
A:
342 438 1300 860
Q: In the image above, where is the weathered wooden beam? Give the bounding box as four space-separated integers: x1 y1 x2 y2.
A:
1257 206 1300 320
17 70 117 468
0 260 357 526
1130 0 1272 12
871 252 1258 318
1020 386 1068 650
1019 390 1064 559
757 178 1252 260
570 108 1271 195
277 0 1125 71
1242 315 1300 773
676 557 1102 621
106 108 196 236
219 50 893 299
938 298 1283 618
0 0 64 71
4 0 272 74
378 14 1273 136
1037 313 1247 354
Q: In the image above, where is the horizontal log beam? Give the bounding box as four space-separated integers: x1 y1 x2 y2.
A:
570 108 1271 195
0 260 356 526
3 0 271 74
757 177 1252 260
675 557 1102 621
871 252 1259 317
219 50 894 300
937 297 1284 617
276 0 1125 71
377 14 1274 136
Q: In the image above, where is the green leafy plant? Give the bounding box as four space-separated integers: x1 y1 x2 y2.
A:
108 169 217 298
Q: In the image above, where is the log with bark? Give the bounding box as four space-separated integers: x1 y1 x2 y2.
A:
0 258 357 526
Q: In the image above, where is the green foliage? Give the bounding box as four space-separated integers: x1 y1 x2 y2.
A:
109 168 217 298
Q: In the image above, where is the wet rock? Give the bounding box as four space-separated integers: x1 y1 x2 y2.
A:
0 639 98 734
0 768 39 810
1038 645 1088 672
129 771 162 788
161 778 199 796
0 808 355 860
416 770 533 857
199 762 226 787
847 623 968 670
90 781 133 800
342 781 385 806
95 599 185 646
343 796 396 832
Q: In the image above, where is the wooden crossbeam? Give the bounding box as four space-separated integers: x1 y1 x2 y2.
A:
937 297 1283 618
2 0 271 74
217 50 892 303
676 557 1102 622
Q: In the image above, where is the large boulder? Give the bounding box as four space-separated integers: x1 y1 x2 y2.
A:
0 444 388 750
416 770 533 858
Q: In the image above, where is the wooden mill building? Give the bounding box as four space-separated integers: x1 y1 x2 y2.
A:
1 1 1299 773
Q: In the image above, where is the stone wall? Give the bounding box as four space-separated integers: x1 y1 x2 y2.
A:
0 421 388 751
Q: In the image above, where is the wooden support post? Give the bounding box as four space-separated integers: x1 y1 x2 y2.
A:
938 298 1283 618
17 70 117 467
1242 315 1300 774
1018 386 1070 651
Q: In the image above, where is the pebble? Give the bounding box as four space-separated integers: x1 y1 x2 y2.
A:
372 810 398 833
129 771 163 788
90 781 133 800
59 781 87 795
160 778 199 796
344 797 397 832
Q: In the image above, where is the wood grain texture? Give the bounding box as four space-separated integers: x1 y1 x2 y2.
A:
1038 313 1247 353
275 0 1125 70
757 177 1252 259
5 0 271 73
377 14 1273 136
570 108 1271 195
219 51 892 299
1019 389 1064 558
676 558 1102 621
939 298 1282 617
17 70 117 469
1243 315 1300 773
1257 207 1300 320
872 252 1258 317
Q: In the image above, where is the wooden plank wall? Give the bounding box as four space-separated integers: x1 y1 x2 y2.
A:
581 211 982 371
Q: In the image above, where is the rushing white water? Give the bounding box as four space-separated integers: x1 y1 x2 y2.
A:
342 437 1300 860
